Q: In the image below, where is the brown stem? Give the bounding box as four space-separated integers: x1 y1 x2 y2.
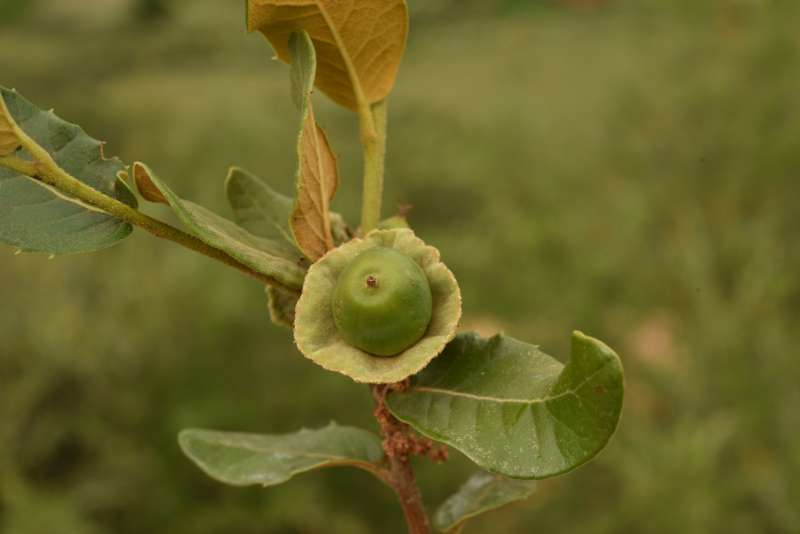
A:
386 450 430 534
371 383 447 534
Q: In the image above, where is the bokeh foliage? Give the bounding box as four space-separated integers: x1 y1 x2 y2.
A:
1 0 799 532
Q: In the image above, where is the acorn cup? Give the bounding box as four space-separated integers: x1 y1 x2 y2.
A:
293 228 462 383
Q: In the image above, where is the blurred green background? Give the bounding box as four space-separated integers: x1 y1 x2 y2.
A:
2 0 799 532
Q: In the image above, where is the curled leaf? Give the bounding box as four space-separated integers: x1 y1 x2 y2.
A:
132 162 306 289
133 164 168 204
288 31 338 261
386 331 624 479
247 0 409 111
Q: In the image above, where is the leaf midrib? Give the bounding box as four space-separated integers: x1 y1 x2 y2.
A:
314 0 369 111
187 439 385 477
406 366 606 406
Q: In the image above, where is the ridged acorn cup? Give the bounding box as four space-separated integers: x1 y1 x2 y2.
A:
294 229 462 383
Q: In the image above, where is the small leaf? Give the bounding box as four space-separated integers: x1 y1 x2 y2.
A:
434 471 536 533
247 0 409 111
133 164 168 204
132 162 306 289
288 31 338 261
179 422 385 487
0 87 135 254
386 331 624 479
115 170 139 207
225 166 295 245
266 284 299 328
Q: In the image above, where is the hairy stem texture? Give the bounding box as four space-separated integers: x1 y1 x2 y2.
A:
360 100 388 233
372 384 431 534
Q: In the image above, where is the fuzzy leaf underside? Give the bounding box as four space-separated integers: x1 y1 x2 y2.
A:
434 471 537 533
386 331 624 479
0 87 135 254
266 284 299 328
179 423 385 487
288 31 338 261
247 0 408 111
132 162 306 289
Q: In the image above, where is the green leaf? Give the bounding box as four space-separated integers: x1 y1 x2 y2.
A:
225 166 296 247
178 422 385 487
247 0 409 112
0 87 136 254
132 162 306 289
386 331 624 479
434 471 536 533
288 31 339 261
225 167 350 252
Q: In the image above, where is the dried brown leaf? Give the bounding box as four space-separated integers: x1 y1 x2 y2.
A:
133 162 168 204
290 108 338 260
247 0 408 111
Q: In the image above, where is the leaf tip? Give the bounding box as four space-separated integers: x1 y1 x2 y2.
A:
223 165 244 192
177 428 203 455
132 161 168 205
571 330 620 362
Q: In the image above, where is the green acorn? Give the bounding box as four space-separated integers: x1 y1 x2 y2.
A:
293 229 461 383
332 247 433 357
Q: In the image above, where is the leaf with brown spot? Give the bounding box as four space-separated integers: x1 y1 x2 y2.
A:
288 31 338 261
247 0 408 112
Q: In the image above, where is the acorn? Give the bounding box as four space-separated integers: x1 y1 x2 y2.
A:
332 247 433 357
293 229 462 383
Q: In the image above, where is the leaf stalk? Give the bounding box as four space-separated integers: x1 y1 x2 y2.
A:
360 100 388 233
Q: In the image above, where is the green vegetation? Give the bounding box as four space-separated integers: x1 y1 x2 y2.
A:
1 1 799 533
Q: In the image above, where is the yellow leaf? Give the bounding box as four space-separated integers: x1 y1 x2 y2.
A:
291 107 338 260
288 31 339 261
247 0 409 112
